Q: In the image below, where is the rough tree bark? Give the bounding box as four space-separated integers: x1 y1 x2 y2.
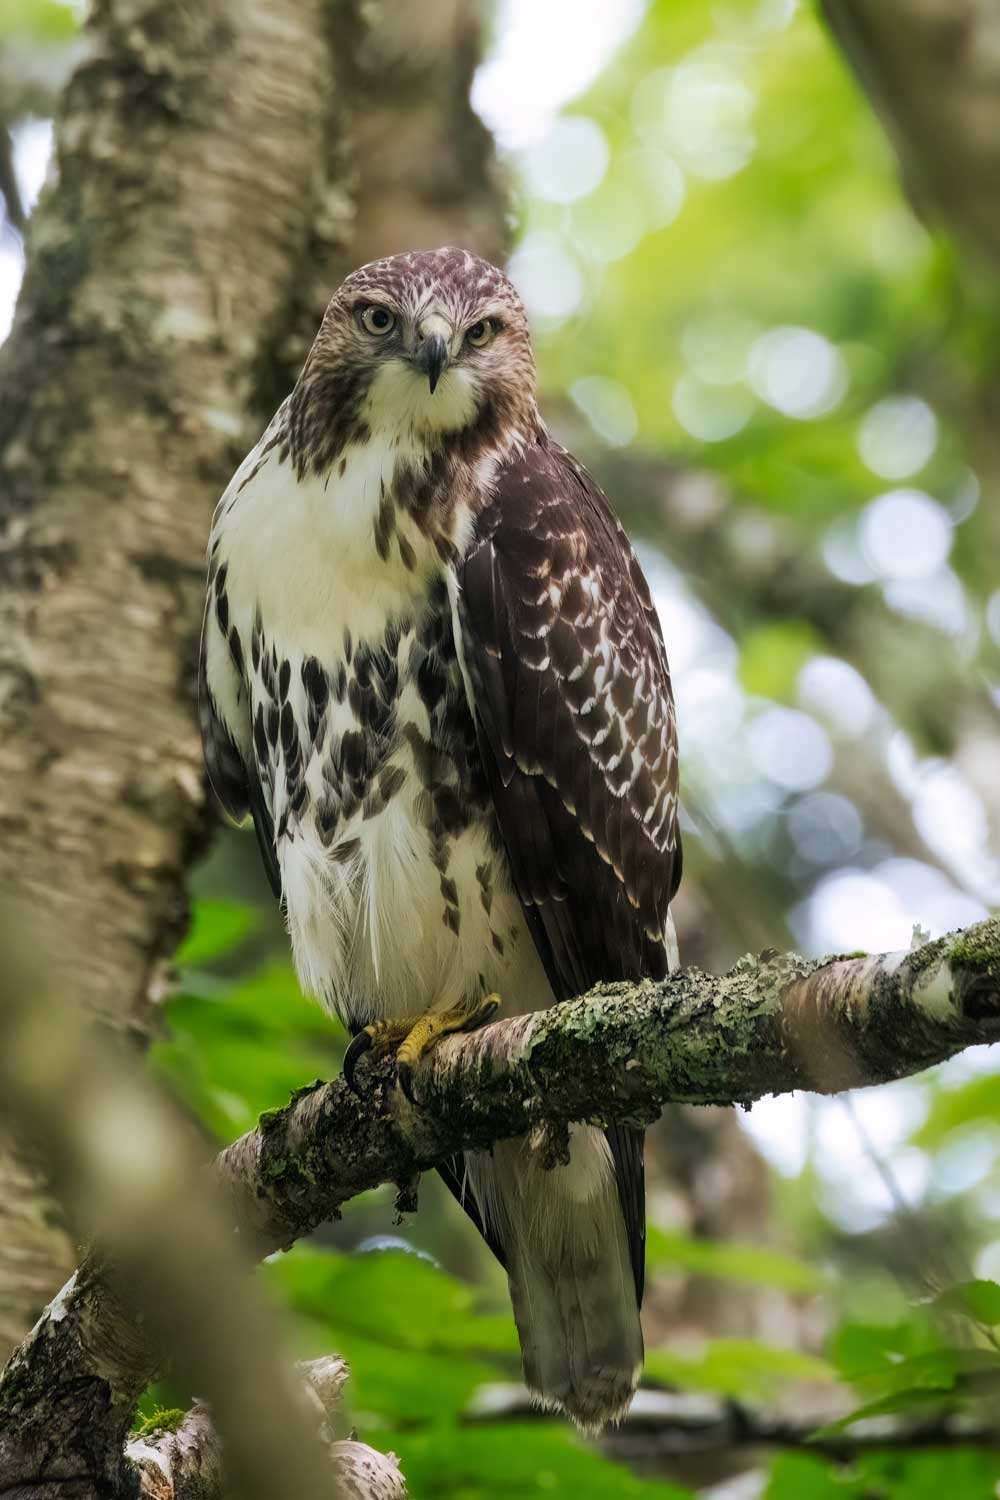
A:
0 0 342 1351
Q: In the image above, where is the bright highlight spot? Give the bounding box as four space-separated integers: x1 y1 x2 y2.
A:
857 395 937 481
747 707 833 792
621 148 686 227
570 181 646 262
788 791 863 865
681 310 759 386
0 240 24 344
797 656 877 737
748 326 847 419
474 0 646 148
569 376 639 447
508 233 585 324
521 115 610 204
633 52 757 182
672 373 752 442
859 488 952 580
12 120 54 216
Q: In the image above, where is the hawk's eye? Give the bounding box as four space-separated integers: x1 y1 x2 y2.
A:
466 319 495 347
361 305 395 336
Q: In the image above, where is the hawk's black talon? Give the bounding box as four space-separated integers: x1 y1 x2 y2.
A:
343 1029 373 1095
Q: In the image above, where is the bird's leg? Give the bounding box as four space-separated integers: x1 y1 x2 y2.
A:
343 995 501 1101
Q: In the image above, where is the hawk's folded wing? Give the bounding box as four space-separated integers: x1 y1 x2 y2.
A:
455 439 682 1301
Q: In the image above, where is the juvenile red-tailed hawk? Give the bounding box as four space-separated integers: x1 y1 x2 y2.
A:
200 248 682 1430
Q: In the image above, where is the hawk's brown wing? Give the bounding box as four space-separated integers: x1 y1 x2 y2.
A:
456 438 682 1301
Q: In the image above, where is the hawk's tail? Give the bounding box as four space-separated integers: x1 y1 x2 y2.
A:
467 1124 642 1432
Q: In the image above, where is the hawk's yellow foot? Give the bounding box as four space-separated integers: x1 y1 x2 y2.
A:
343 995 501 1101
396 994 501 1104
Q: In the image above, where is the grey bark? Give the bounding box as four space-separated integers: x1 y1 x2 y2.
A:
0 0 345 1353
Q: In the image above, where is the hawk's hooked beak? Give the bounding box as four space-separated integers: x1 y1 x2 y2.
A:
417 333 449 394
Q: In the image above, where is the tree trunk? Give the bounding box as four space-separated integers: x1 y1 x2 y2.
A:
0 0 509 1361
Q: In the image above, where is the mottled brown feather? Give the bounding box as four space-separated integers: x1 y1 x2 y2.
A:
458 440 682 1300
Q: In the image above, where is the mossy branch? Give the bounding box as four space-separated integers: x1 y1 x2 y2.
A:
217 918 1000 1257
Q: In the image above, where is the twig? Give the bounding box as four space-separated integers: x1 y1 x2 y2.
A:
467 1384 1000 1462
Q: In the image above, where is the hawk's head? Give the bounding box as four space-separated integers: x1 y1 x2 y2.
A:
310 247 537 440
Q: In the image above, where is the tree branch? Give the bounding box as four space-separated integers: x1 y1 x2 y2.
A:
215 917 1000 1258
0 0 356 1354
468 1384 1000 1464
4 918 997 1490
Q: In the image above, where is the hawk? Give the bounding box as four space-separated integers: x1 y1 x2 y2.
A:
200 248 682 1430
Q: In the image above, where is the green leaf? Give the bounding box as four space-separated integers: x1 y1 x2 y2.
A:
175 899 258 967
816 1346 1000 1434
0 0 79 43
646 1224 823 1294
264 1244 519 1358
383 1423 692 1500
326 1333 499 1424
149 962 340 1141
765 1453 861 1499
856 1448 1000 1498
812 1384 955 1438
911 1076 1000 1148
646 1339 836 1400
829 1317 951 1397
739 620 825 702
262 1245 523 1424
933 1279 1000 1327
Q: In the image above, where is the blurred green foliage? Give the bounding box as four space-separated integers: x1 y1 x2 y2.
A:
7 0 1000 1494
0 0 76 43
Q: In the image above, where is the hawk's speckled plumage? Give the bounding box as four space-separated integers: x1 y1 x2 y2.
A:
200 248 682 1430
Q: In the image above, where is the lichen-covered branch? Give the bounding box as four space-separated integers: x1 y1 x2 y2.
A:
217 918 1000 1258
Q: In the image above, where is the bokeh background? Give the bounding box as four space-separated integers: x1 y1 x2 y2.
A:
3 1 1000 1496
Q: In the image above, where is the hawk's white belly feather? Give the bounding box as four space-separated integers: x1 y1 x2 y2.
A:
208 414 552 1030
